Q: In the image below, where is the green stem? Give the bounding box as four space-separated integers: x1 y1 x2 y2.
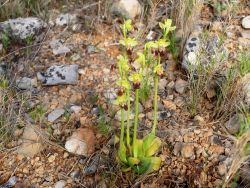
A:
120 108 125 148
152 55 161 135
133 89 139 155
152 75 158 135
126 89 131 152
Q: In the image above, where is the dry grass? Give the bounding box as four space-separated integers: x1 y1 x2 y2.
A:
0 76 27 149
223 126 250 187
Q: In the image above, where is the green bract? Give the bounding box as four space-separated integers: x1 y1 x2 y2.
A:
113 94 127 106
121 19 133 35
116 79 130 90
129 73 143 84
154 64 164 76
117 55 130 74
159 19 176 39
135 52 146 68
119 37 138 48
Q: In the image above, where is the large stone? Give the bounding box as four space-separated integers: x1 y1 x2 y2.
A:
0 176 17 188
182 32 228 73
37 65 79 85
111 0 142 19
55 14 78 26
0 17 47 41
65 128 95 156
16 126 43 157
242 16 250 29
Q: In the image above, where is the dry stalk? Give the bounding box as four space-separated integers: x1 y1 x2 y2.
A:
223 130 250 187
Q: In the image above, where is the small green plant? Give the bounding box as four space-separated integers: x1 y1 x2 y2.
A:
29 104 46 123
1 32 10 52
238 51 250 77
114 19 175 174
97 105 110 136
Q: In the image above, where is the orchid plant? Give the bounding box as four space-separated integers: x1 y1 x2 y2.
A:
114 19 175 174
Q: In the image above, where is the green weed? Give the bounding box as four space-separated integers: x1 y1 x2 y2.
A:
29 104 46 123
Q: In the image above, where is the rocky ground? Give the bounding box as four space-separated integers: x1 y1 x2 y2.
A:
0 0 250 188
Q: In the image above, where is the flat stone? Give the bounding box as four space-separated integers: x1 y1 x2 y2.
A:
208 145 224 155
70 106 81 114
242 16 250 29
50 39 70 55
16 126 43 157
37 65 79 85
181 144 194 158
55 180 67 188
241 31 250 39
175 79 188 94
47 108 65 122
147 110 171 121
0 17 47 41
225 114 241 135
16 77 37 90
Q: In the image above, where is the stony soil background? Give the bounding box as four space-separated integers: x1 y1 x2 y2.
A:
0 0 250 188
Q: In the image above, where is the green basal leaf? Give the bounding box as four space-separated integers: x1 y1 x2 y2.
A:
143 134 161 157
128 157 140 166
133 139 144 158
116 79 130 90
129 73 143 84
146 157 161 171
134 157 161 174
133 157 151 174
118 141 127 163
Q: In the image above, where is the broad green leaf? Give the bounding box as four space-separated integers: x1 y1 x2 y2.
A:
143 134 161 157
118 141 127 163
135 157 161 174
128 157 140 166
133 139 144 158
146 157 161 171
133 157 151 174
